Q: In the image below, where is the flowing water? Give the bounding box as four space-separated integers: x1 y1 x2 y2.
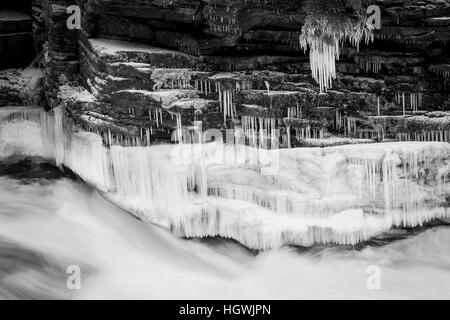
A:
0 158 449 300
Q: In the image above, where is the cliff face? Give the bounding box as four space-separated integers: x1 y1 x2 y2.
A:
1 0 450 144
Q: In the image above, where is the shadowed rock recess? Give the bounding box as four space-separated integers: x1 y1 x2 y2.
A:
1 0 450 249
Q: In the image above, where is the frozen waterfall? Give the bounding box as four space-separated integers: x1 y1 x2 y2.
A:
1 107 450 249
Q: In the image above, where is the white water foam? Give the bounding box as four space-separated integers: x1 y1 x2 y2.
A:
0 176 449 299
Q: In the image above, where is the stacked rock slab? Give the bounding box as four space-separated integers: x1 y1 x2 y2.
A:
46 0 447 146
1 0 450 145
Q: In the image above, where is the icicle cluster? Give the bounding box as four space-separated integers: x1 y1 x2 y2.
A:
410 93 423 113
195 80 213 95
395 92 423 114
149 107 164 128
346 117 358 138
357 126 385 141
241 116 278 148
429 65 450 78
287 104 302 119
218 85 236 125
299 2 374 92
397 130 450 143
300 35 339 92
295 127 324 140
359 59 383 73
334 111 359 138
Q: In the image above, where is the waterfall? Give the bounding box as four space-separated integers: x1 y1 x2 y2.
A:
64 132 114 191
2 107 450 249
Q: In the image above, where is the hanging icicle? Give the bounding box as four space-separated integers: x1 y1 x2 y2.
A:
299 35 339 92
396 92 423 114
299 4 373 92
176 113 183 144
287 103 302 119
242 115 277 149
219 86 236 126
345 117 358 138
359 59 383 74
410 92 423 113
377 97 381 116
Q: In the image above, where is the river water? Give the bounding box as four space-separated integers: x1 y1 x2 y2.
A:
0 157 449 300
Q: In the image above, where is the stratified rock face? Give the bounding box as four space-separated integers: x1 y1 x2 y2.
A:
28 0 444 148
1 0 450 142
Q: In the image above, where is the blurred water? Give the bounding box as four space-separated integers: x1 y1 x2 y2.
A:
0 158 449 300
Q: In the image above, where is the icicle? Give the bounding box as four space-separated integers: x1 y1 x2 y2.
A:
218 83 222 113
108 129 112 147
377 97 381 116
156 109 159 128
176 113 183 144
402 93 406 116
145 128 151 146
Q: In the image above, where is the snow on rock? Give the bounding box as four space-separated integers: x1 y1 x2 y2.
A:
118 89 198 108
2 108 450 250
169 98 215 110
89 38 191 58
0 69 44 104
58 84 96 103
87 38 195 68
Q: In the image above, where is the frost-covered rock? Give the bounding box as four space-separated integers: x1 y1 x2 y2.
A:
0 69 44 106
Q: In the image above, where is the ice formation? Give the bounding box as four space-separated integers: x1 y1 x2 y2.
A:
1 107 450 250
395 92 423 114
299 15 373 92
359 59 383 73
300 35 339 92
218 86 235 124
241 116 279 148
